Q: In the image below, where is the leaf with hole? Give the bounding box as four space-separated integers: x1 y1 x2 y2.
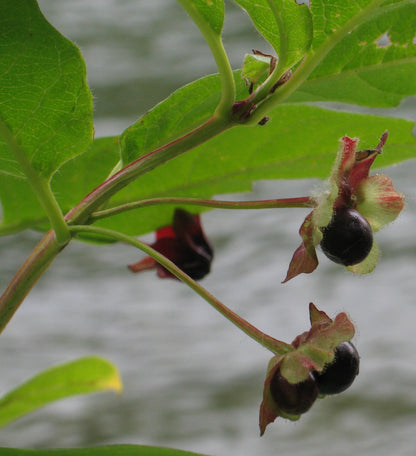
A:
288 0 416 106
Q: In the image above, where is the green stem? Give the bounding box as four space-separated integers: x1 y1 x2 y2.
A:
27 179 69 245
247 0 385 125
211 35 236 118
0 119 70 245
176 0 235 117
90 196 313 222
68 224 291 355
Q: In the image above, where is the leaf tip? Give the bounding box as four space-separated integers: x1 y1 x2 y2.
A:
106 371 124 395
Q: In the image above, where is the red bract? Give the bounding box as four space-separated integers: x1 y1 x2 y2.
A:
259 303 356 435
128 209 213 280
283 132 404 282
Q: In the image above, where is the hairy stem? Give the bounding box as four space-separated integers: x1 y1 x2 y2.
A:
68 225 292 355
90 196 313 222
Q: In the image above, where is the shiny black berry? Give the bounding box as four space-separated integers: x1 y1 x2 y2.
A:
270 370 319 415
312 341 360 395
320 207 373 266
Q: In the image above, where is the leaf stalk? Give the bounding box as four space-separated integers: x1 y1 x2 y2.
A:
90 196 313 222
0 119 70 245
176 0 235 118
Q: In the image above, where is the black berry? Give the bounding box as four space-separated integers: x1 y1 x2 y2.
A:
270 370 319 415
320 207 373 266
312 341 360 395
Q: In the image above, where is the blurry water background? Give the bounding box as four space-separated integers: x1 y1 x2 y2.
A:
0 1 416 455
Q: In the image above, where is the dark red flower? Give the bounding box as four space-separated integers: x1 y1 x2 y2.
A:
128 208 213 280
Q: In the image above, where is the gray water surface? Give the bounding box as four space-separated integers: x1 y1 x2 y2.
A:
1 2 416 455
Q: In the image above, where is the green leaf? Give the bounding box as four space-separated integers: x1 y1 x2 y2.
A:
3 61 415 238
96 103 416 237
233 0 313 69
0 0 93 179
288 0 416 107
177 0 224 36
0 357 122 429
52 137 120 214
309 0 374 50
0 173 44 235
120 72 247 165
0 446 209 456
0 0 93 234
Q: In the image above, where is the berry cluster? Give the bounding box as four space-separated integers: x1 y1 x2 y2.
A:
270 342 360 416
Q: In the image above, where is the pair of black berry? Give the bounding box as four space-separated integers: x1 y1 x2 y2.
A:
320 207 373 266
270 341 360 416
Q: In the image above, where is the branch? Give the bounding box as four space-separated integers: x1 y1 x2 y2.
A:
65 116 233 226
